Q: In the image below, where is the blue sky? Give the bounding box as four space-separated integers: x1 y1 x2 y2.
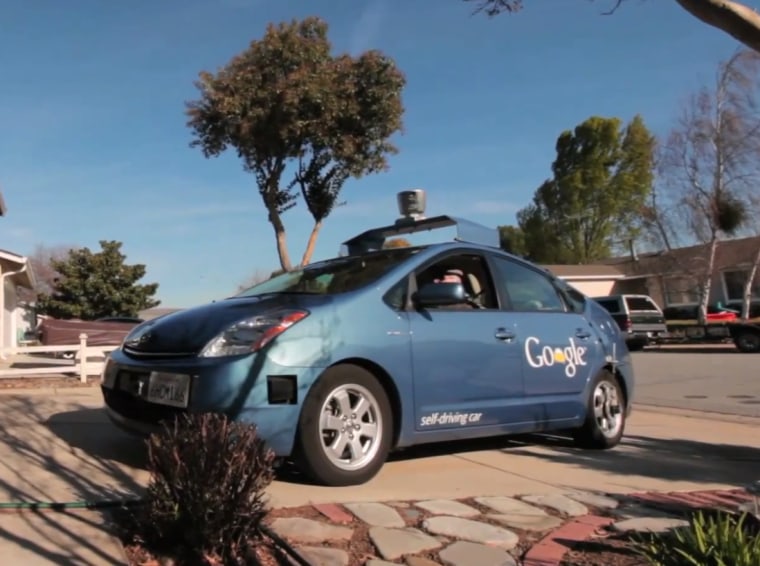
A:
0 0 744 307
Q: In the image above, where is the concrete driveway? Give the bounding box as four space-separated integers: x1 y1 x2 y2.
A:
632 346 760 417
1 377 758 509
0 350 758 563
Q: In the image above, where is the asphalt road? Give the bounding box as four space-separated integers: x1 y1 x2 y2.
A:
631 346 760 417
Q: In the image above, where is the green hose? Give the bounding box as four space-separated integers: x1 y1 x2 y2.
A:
0 498 143 511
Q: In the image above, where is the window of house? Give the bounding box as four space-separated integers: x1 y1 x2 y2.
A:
663 276 702 305
491 257 566 313
722 269 760 302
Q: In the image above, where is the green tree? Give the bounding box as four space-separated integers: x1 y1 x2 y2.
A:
186 17 406 272
497 225 527 256
36 240 160 320
465 1 760 56
515 115 655 263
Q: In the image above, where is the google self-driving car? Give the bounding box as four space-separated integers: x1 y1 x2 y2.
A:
101 189 635 486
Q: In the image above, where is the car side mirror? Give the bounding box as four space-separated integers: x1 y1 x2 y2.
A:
414 282 466 308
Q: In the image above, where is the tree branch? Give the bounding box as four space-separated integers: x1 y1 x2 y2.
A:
601 0 625 16
675 0 760 54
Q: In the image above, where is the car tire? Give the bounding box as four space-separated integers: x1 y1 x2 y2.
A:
734 331 760 353
572 370 626 450
294 364 393 487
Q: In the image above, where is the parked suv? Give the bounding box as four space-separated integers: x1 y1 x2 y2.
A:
592 294 667 351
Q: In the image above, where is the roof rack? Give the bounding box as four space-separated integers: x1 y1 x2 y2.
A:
340 190 501 255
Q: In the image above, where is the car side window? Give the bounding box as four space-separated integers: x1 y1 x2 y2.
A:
383 277 409 311
491 257 566 313
414 253 499 310
556 281 586 314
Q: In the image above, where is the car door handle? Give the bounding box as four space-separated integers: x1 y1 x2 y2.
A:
495 328 516 341
575 328 591 340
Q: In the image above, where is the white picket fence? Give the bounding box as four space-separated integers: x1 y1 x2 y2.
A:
0 333 118 383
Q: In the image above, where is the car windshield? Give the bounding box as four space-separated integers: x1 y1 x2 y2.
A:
234 247 421 297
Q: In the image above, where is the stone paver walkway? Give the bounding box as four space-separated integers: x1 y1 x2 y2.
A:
268 488 757 566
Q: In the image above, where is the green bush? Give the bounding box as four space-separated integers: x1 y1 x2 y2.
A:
633 510 760 566
136 412 276 564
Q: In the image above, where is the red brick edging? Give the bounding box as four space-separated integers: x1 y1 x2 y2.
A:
303 489 756 566
521 488 755 566
312 502 354 524
522 515 613 566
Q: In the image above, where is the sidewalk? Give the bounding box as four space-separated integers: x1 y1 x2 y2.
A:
0 386 758 564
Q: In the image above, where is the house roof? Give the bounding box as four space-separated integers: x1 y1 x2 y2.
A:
604 235 760 278
542 264 625 279
0 249 35 289
138 307 182 320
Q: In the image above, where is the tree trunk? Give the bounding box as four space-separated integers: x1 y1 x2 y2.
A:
267 207 292 272
676 0 760 55
741 244 760 319
300 221 323 267
698 236 719 325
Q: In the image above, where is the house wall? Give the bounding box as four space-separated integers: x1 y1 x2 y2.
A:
559 278 617 297
2 279 16 350
15 305 35 342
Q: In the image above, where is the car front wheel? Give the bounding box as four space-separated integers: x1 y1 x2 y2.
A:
572 370 626 449
294 364 393 486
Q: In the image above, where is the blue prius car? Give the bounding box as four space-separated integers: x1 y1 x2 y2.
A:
101 190 634 486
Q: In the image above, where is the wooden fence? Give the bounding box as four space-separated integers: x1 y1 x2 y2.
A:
0 333 117 383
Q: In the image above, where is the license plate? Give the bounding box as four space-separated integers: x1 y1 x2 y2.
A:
147 372 190 408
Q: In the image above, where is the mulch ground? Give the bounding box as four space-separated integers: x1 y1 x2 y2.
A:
559 532 649 566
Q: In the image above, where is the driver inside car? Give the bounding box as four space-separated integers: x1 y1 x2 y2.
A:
432 268 478 310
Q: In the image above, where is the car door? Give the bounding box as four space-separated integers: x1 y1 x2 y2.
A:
407 251 527 432
488 255 602 421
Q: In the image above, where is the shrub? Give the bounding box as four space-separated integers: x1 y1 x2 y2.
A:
136 412 276 564
633 510 760 566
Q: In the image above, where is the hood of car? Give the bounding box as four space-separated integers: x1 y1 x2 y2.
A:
122 294 331 356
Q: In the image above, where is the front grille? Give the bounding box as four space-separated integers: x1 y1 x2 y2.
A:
122 346 196 361
103 388 186 425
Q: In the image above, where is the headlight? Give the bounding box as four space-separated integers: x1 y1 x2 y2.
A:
199 309 309 358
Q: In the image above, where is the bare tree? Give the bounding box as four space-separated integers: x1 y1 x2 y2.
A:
738 192 760 318
18 244 74 303
657 48 760 323
466 1 760 56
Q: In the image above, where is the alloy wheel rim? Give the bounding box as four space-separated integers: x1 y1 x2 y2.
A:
319 384 382 471
593 381 623 438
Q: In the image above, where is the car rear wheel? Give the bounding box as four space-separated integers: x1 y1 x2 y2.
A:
572 370 626 449
734 331 760 353
294 364 392 486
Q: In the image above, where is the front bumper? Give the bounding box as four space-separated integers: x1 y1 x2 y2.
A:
100 350 316 456
104 403 162 438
